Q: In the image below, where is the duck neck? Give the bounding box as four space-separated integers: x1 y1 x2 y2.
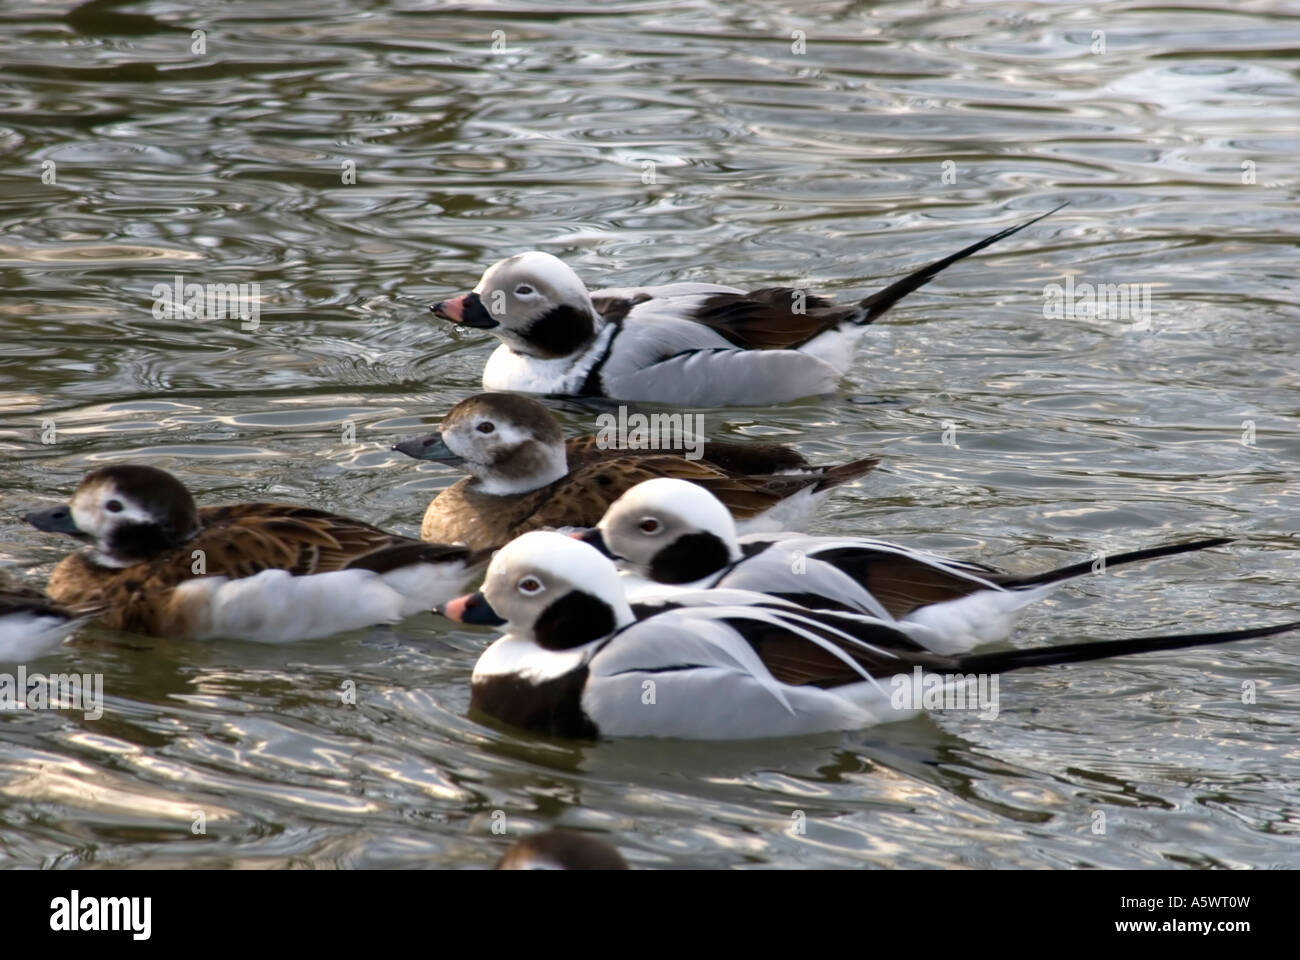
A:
472 441 569 496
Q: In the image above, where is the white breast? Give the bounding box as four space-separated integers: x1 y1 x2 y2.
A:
473 633 589 684
481 326 613 394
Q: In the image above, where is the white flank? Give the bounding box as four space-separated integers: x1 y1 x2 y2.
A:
176 569 407 643
797 323 873 374
902 585 1054 655
733 487 825 534
0 614 78 662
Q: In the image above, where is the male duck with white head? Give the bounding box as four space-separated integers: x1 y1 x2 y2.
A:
431 205 1065 406
441 531 1298 741
579 478 1238 655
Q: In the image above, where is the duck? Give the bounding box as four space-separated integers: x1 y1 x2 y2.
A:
429 204 1065 407
393 392 878 549
23 464 491 642
0 573 96 662
578 478 1236 654
439 531 1297 741
495 829 628 870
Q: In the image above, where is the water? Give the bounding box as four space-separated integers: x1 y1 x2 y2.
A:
1 0 1298 869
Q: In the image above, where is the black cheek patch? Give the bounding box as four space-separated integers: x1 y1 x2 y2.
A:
649 532 731 584
107 522 186 565
522 304 596 358
533 590 617 651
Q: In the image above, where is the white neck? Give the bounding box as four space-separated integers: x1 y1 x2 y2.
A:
472 444 569 495
89 548 136 569
474 634 590 683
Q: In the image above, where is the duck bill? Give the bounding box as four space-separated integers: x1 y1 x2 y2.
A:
430 291 498 329
438 591 506 626
392 431 464 463
24 504 88 539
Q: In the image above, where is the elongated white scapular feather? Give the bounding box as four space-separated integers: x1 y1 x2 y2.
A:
378 561 478 618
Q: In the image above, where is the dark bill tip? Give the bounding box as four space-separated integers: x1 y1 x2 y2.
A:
457 291 500 329
432 292 498 329
392 431 464 464
438 591 506 627
24 505 84 537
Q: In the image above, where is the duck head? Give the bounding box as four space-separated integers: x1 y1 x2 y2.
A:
431 252 601 359
394 392 569 495
581 477 742 584
26 465 200 569
441 531 634 650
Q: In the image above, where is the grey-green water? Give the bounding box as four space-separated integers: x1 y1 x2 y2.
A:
1 0 1298 869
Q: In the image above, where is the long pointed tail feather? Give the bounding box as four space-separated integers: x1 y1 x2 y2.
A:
813 457 881 492
857 202 1067 324
957 620 1300 675
999 536 1234 590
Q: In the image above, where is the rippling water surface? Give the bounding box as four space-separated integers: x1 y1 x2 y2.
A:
1 0 1298 869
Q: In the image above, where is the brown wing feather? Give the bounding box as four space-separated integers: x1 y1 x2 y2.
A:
727 610 954 688
688 288 861 350
533 457 824 528
0 577 89 619
590 292 651 325
812 547 998 618
566 434 815 475
564 435 608 467
192 504 418 577
519 459 702 532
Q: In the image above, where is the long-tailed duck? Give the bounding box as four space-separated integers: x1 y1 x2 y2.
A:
440 531 1297 740
393 392 877 549
496 829 628 870
24 465 491 642
580 479 1235 654
0 573 97 661
430 205 1065 406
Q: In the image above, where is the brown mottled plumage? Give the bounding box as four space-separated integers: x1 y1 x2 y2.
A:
27 465 490 640
394 393 880 550
0 573 81 619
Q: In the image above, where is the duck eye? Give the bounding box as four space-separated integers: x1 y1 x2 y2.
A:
105 499 124 513
639 518 661 534
476 422 495 434
518 576 544 595
514 285 534 296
